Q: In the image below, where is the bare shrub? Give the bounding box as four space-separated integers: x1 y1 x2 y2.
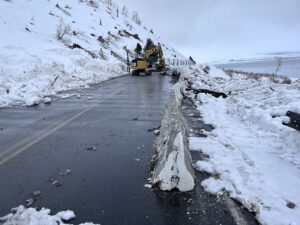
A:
99 48 107 60
122 6 128 17
79 0 99 8
56 19 71 40
248 73 261 81
106 0 113 7
110 50 126 64
107 31 119 41
282 76 292 84
223 69 292 84
86 0 99 8
132 11 141 25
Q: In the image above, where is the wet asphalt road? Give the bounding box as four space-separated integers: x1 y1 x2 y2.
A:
0 73 257 225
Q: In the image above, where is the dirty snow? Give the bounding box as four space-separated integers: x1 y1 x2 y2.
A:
0 0 186 108
0 205 99 225
182 66 300 225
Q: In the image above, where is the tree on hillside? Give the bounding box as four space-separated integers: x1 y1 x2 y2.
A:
134 43 142 56
143 38 155 52
143 39 158 66
122 6 128 17
106 0 113 7
132 11 141 25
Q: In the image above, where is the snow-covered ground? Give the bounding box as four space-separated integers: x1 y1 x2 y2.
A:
0 0 186 108
182 65 300 225
0 205 98 225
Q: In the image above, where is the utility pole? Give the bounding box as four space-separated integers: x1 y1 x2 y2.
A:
125 48 130 73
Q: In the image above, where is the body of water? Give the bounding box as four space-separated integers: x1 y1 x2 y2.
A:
216 57 300 79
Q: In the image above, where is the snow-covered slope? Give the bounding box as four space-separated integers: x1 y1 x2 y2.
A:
0 0 186 107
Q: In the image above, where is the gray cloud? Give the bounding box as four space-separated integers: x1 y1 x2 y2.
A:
115 0 300 62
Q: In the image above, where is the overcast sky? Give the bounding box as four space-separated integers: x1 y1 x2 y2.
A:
115 0 300 62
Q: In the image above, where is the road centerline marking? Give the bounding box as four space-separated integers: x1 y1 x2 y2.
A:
0 89 123 166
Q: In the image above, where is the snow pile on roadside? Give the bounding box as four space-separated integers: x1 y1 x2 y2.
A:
183 66 300 225
0 0 185 107
0 205 98 225
0 51 124 107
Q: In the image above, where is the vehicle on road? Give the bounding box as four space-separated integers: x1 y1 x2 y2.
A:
130 42 165 75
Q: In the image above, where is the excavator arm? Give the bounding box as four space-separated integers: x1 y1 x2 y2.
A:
144 42 165 70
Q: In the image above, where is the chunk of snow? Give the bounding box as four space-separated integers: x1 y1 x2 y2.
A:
43 97 52 104
32 190 41 197
25 97 40 106
56 210 75 221
144 184 152 189
0 206 100 225
153 129 160 135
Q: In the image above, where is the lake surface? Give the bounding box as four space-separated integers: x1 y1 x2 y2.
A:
216 57 300 79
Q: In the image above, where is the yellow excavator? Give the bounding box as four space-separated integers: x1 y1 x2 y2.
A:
130 42 165 75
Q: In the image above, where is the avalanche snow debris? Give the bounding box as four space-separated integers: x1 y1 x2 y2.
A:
144 184 152 189
51 180 62 187
25 198 35 207
87 147 97 151
0 206 100 225
153 129 160 135
43 97 52 104
182 65 300 225
32 190 42 197
56 210 75 221
60 169 72 176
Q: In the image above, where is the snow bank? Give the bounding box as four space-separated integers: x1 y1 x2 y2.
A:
0 0 186 107
183 65 300 225
0 205 99 225
0 49 124 107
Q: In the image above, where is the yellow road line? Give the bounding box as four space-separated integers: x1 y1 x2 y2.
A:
0 106 92 165
0 89 123 166
0 118 68 160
